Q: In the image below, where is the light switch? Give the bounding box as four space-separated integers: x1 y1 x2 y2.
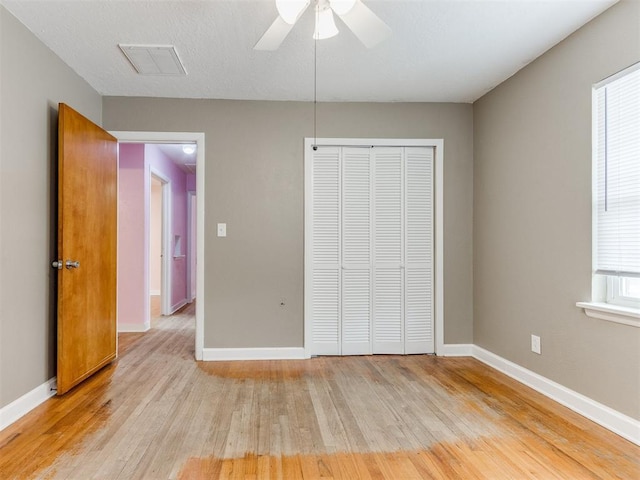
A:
217 223 226 237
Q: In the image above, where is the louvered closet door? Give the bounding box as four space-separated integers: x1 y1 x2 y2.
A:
405 147 434 354
308 143 434 357
372 148 405 354
310 147 341 355
341 148 372 355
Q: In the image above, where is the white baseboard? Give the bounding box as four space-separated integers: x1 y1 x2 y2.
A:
117 321 150 333
0 377 57 432
472 345 640 446
170 299 188 314
150 290 161 296
439 343 474 356
202 347 307 361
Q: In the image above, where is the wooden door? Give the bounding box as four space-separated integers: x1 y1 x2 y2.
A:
56 103 118 395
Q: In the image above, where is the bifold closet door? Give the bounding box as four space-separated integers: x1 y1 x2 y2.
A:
308 144 434 356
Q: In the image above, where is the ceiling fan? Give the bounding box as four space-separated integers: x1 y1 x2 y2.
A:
255 0 391 51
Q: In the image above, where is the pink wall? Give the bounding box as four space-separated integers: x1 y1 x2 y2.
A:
117 143 149 329
145 144 189 310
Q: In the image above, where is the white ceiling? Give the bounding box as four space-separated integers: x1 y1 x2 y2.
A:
2 0 617 103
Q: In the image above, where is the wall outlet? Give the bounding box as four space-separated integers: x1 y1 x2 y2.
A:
531 334 541 355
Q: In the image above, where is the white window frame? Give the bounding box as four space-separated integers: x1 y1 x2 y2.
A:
607 277 640 309
577 63 640 328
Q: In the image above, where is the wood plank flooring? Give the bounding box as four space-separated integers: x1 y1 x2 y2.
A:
0 304 638 479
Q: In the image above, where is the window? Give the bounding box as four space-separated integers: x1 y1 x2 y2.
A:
593 63 640 311
607 277 640 308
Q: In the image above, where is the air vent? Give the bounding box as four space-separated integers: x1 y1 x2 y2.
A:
184 163 197 174
119 44 187 75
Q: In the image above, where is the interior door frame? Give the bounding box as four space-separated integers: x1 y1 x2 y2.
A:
150 169 172 317
187 190 197 302
112 131 206 360
304 137 444 356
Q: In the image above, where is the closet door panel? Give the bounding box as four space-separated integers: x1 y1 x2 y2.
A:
373 149 403 265
405 267 432 353
312 269 340 355
405 147 434 353
342 269 371 354
372 148 404 354
342 148 372 354
310 148 341 355
373 268 404 354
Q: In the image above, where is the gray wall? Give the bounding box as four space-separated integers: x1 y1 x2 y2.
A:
0 6 102 408
473 0 640 419
103 99 474 349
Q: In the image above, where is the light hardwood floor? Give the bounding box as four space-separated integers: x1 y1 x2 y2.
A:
0 304 638 479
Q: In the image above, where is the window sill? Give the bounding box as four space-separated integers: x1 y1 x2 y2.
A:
576 302 640 328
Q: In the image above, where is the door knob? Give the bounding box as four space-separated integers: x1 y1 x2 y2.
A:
52 260 63 270
65 260 80 269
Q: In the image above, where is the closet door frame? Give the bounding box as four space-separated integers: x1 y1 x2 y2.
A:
304 138 444 357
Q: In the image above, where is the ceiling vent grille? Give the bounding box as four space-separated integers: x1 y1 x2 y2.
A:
119 44 187 75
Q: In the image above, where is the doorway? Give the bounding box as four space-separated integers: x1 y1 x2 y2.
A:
150 171 171 318
113 131 205 361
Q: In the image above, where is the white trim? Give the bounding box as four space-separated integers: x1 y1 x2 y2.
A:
150 290 161 296
0 377 57 431
309 138 444 148
202 347 308 361
117 321 151 333
304 138 444 357
472 346 640 446
110 131 205 361
150 168 172 317
606 276 640 309
439 344 474 357
170 298 188 314
434 141 444 355
594 60 640 89
303 143 313 358
186 190 197 302
576 302 640 328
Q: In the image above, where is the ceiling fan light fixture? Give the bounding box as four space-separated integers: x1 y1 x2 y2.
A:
276 0 310 24
329 0 356 16
313 7 339 40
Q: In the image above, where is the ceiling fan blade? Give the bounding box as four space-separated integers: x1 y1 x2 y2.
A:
335 0 391 48
254 16 295 51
